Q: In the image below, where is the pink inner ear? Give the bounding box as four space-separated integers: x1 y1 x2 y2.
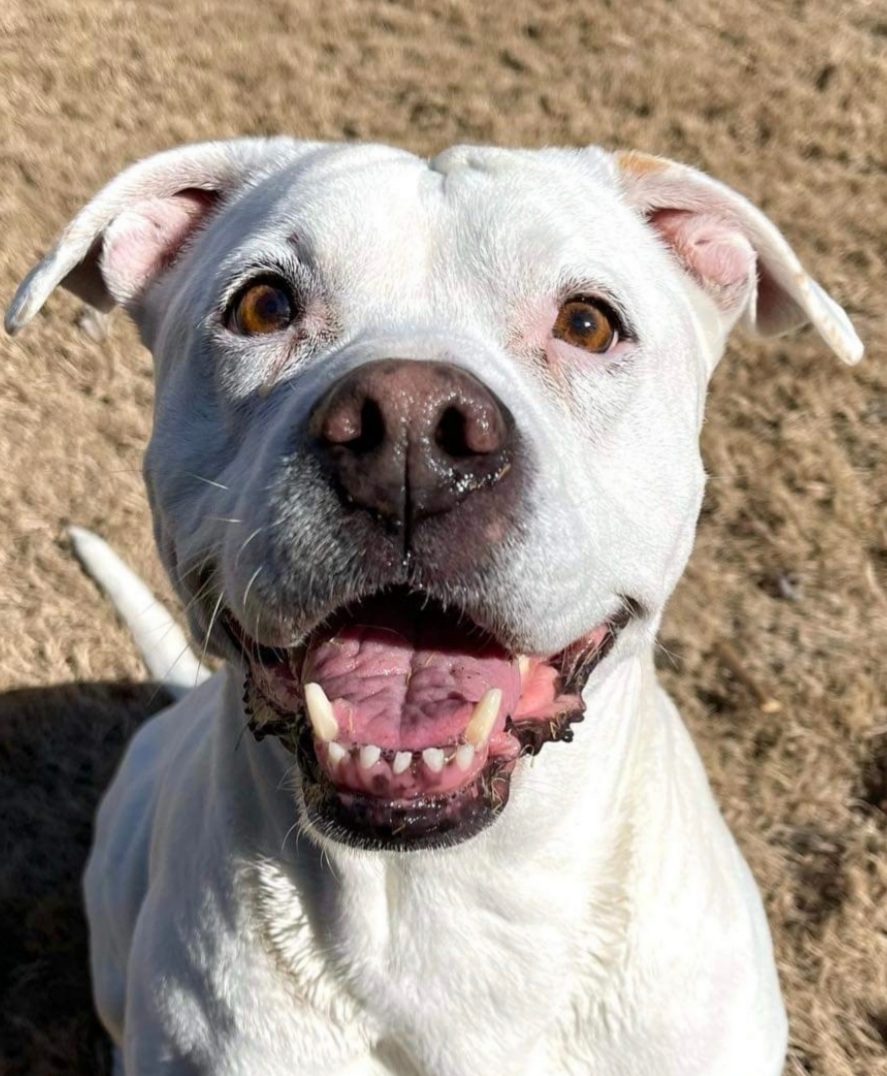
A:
101 190 216 304
648 208 756 307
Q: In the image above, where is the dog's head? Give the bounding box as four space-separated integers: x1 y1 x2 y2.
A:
6 139 861 850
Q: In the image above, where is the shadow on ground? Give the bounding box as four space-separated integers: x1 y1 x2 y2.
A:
0 681 171 1076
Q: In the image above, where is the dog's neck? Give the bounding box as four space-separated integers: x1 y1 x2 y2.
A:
222 654 678 1071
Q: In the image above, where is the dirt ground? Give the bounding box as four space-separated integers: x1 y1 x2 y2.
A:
0 0 884 1072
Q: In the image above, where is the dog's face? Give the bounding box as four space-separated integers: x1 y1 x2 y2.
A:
6 139 861 851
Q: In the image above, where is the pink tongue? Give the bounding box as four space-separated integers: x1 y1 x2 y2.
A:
301 594 521 750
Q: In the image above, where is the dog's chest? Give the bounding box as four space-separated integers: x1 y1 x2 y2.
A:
256 851 625 1076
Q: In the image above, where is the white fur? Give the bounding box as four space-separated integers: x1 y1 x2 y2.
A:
68 525 210 699
84 655 785 1076
5 138 862 1076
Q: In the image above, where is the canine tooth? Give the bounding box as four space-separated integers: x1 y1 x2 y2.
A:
327 741 347 767
464 688 502 747
518 655 531 679
359 744 382 770
454 743 476 771
422 747 445 773
392 751 413 775
303 682 338 742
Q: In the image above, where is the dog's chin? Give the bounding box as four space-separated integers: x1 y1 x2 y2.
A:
227 586 636 852
292 714 518 853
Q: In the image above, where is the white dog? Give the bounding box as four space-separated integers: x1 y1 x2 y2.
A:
5 139 862 1076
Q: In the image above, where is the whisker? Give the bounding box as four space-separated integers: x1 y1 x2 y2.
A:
178 551 217 584
201 588 227 671
185 472 230 491
235 527 264 566
242 566 264 611
253 607 268 679
178 573 217 620
238 569 270 683
281 818 301 854
653 637 679 669
144 641 210 706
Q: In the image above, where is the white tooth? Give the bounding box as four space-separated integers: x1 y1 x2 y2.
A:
393 751 413 775
422 747 445 773
327 741 347 767
303 682 338 742
455 743 476 771
464 688 502 747
359 744 382 770
518 655 531 679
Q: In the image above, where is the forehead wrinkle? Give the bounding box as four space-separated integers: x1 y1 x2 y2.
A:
432 169 639 323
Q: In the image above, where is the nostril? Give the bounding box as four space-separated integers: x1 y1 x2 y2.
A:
352 398 385 453
435 402 504 457
435 406 474 459
321 396 386 453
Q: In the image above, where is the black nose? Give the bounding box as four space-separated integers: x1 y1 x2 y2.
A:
309 359 514 527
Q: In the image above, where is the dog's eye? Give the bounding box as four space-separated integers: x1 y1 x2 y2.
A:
228 278 296 335
553 298 619 353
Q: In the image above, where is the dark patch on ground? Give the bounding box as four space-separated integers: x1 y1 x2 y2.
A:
868 1010 887 1050
857 739 887 818
775 826 848 932
0 682 169 1075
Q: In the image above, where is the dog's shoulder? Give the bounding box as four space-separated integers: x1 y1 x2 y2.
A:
83 675 226 1035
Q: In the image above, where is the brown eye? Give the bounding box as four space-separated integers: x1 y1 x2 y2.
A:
229 279 295 335
553 298 619 353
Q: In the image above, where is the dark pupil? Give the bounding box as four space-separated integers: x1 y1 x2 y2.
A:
253 286 289 324
570 305 599 337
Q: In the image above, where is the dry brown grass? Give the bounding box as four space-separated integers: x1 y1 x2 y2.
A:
0 1 885 1072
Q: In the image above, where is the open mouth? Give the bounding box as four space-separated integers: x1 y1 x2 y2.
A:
226 587 634 851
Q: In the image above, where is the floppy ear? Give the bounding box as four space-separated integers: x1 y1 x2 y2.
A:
614 150 863 365
4 137 309 335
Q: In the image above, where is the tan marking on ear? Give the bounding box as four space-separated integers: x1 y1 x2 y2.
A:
614 150 670 176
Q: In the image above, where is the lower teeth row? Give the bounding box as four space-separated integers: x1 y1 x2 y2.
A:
326 741 477 774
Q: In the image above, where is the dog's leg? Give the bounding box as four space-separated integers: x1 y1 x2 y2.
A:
68 526 209 699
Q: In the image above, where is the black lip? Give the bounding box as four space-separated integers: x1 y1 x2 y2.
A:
304 784 504 852
298 719 519 852
239 594 639 851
